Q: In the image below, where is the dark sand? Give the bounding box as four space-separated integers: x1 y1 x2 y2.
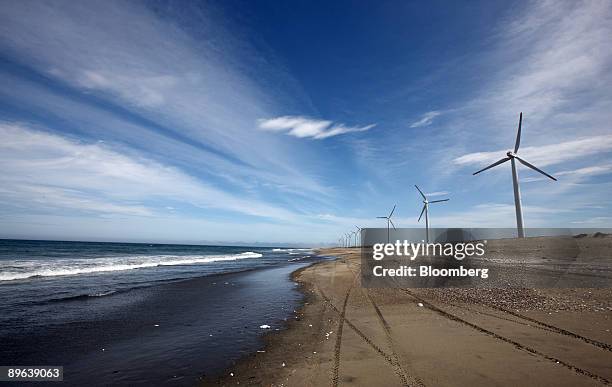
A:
205 237 612 386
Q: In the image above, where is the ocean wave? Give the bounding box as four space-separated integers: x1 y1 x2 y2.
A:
272 248 312 252
288 255 314 262
0 252 263 281
46 290 120 303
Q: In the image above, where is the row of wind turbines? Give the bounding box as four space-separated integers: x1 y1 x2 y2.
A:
338 113 558 247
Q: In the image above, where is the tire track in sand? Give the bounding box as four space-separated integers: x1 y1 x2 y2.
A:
363 288 424 387
402 289 611 385
470 300 612 352
327 259 355 387
345 263 422 387
317 260 417 386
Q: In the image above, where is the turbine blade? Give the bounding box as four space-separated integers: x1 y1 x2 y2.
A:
418 205 426 222
515 156 557 181
514 112 522 153
389 204 396 218
430 199 449 203
376 216 387 219
473 157 510 175
414 185 426 200
389 219 396 229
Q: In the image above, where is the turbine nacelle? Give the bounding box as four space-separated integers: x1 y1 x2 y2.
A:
472 112 557 238
414 185 449 244
376 204 397 243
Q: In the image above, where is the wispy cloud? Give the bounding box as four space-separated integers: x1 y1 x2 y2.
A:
416 203 574 228
523 163 612 183
0 123 298 220
0 0 331 199
454 134 612 168
435 1 612 175
571 216 612 225
409 111 440 128
425 191 450 197
258 116 375 139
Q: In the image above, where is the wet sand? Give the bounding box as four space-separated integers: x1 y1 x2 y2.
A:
205 245 612 387
1 263 310 386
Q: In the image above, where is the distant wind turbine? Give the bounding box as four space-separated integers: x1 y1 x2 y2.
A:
354 226 361 247
377 204 396 243
415 185 449 243
472 112 557 238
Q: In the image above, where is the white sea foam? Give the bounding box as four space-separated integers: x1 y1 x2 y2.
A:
0 252 263 281
272 248 312 252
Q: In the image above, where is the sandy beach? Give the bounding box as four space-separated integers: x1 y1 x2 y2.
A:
206 242 612 387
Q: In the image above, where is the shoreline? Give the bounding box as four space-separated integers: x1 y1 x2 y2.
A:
1 255 314 386
201 248 345 386
204 245 612 386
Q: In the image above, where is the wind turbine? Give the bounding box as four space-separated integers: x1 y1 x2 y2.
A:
415 185 449 243
346 232 353 248
354 226 361 247
377 205 396 243
472 112 557 238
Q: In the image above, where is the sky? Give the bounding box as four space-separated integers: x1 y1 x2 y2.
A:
0 0 611 245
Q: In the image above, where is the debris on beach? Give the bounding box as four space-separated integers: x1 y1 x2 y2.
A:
417 302 424 307
230 372 234 377
259 324 271 329
281 362 286 367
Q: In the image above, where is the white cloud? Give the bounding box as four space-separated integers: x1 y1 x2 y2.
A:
0 0 331 200
258 116 375 140
0 123 297 220
571 216 612 225
425 191 450 197
454 134 612 168
418 203 574 228
523 163 612 183
409 111 441 128
434 0 612 185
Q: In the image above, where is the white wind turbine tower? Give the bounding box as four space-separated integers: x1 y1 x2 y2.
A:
377 204 397 243
354 226 361 247
346 232 353 248
472 112 557 238
415 185 449 243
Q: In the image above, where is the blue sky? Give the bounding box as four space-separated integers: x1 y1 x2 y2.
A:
0 0 611 245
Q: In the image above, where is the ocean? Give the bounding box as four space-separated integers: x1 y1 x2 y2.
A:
0 239 328 386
